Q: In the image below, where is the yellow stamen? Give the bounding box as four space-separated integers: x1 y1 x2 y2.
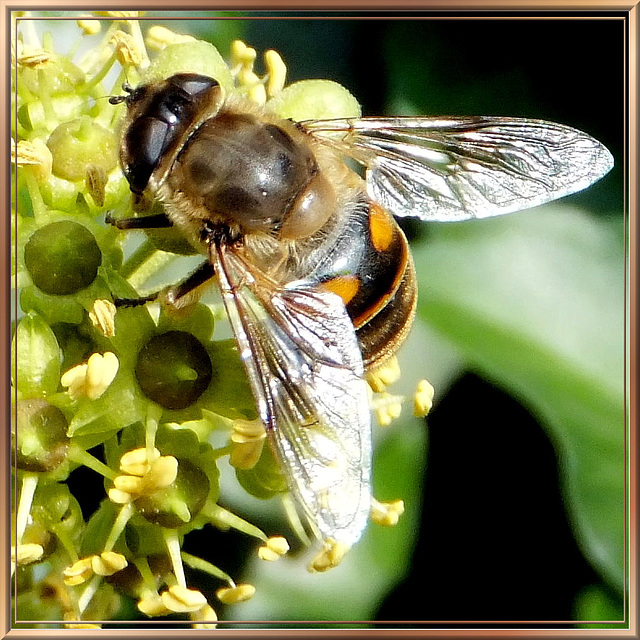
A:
109 448 176 504
231 40 256 70
12 543 44 566
373 392 403 427
264 49 287 97
63 557 93 586
161 585 207 613
215 583 256 604
107 488 134 504
137 593 170 617
120 447 161 476
77 18 101 36
414 379 435 417
248 83 268 106
231 40 270 104
110 30 144 67
258 535 290 561
91 551 128 576
61 352 119 401
16 45 51 67
88 299 116 338
366 356 401 393
146 25 195 51
370 498 405 527
139 456 178 492
230 418 267 443
85 164 107 207
190 604 218 629
308 538 349 572
110 454 177 504
229 419 266 469
11 138 52 182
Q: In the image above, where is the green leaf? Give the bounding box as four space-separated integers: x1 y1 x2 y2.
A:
413 205 625 592
574 583 626 628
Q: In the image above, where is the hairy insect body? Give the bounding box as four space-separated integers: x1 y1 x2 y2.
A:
139 79 415 373
112 71 613 554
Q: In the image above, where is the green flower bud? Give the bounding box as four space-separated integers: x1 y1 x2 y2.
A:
24 221 102 295
47 117 118 182
267 79 361 121
135 458 210 528
30 482 83 537
12 398 69 472
143 41 233 93
135 331 213 410
12 312 61 396
18 56 85 97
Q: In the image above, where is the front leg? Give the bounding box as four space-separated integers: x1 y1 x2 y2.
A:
105 211 174 229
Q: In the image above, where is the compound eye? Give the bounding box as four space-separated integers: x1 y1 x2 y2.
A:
151 75 217 124
168 74 219 99
157 92 188 124
121 74 221 195
123 117 170 194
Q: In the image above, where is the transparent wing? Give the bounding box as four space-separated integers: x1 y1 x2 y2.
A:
302 116 614 221
211 246 372 547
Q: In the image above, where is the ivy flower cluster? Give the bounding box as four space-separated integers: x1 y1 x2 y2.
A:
11 13 433 626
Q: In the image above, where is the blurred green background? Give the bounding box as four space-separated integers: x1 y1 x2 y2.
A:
45 12 627 628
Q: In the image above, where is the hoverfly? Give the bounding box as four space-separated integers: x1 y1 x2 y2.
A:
108 71 613 563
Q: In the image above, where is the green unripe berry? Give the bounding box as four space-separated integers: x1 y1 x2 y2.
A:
135 331 213 410
12 399 69 472
24 221 102 295
31 482 83 535
18 56 85 97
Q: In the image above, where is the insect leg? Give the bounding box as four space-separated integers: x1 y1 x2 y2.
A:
163 261 215 306
114 293 159 308
105 211 174 229
115 261 215 308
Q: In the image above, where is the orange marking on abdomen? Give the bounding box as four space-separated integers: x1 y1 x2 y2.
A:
318 275 360 306
368 203 395 252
